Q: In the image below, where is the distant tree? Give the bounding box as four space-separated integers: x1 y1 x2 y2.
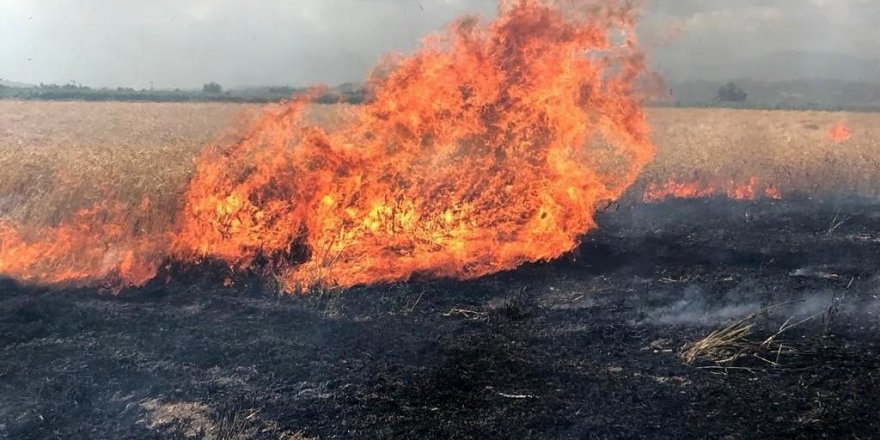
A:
268 86 297 95
203 82 223 94
717 82 748 102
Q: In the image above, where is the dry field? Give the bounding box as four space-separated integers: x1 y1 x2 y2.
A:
0 100 878 226
0 101 255 226
645 107 880 197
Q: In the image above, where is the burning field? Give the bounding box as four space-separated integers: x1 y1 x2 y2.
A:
2 0 880 438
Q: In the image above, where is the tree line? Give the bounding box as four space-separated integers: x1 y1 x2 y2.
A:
0 82 368 104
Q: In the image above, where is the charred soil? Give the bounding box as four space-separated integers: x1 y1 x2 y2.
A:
2 198 880 439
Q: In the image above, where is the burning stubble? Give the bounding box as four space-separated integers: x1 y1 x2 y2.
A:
829 122 853 142
0 0 655 293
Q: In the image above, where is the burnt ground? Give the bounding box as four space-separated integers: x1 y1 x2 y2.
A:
2 198 880 439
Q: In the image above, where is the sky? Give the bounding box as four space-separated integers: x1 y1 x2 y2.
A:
0 0 878 89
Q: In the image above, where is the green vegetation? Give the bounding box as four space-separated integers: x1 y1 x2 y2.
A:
717 81 748 102
666 79 880 112
202 82 223 95
1 79 877 112
0 82 368 104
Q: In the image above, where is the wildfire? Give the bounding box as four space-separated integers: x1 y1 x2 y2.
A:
0 0 654 293
0 200 169 290
829 123 853 142
643 178 782 203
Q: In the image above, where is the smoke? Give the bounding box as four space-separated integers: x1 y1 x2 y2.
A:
642 285 762 326
640 279 880 327
643 0 880 82
0 0 497 88
1 0 877 88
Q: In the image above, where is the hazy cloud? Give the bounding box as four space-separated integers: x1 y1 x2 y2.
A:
0 0 876 88
644 0 880 58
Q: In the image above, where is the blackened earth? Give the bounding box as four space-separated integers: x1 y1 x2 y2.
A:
2 198 880 439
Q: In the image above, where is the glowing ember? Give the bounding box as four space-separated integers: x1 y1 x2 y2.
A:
829 123 853 142
763 185 782 200
0 0 654 293
643 178 782 203
643 180 716 201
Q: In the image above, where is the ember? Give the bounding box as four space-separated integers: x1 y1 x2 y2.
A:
643 177 782 203
830 123 853 142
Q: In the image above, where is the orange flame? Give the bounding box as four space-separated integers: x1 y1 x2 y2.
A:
0 200 169 290
829 123 853 142
643 177 782 203
0 0 654 293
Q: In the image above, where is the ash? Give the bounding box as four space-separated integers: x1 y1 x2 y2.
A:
2 197 880 439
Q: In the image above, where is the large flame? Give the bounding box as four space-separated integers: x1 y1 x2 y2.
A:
0 0 654 293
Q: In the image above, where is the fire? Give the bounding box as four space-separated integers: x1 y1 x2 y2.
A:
643 180 715 201
829 123 852 142
0 200 169 289
643 177 782 203
0 0 654 292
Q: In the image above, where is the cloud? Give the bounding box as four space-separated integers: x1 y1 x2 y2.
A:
0 0 498 88
645 0 879 56
0 0 875 88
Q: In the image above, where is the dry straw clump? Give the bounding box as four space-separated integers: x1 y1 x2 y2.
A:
680 303 822 371
680 316 757 366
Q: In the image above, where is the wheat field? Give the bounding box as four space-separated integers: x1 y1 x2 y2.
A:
1 100 878 228
644 107 880 197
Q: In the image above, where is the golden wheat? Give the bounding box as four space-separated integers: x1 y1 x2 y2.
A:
1 101 878 230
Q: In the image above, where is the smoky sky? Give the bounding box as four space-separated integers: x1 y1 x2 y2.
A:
1 0 877 89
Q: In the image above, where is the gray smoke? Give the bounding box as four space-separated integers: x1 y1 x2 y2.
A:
642 279 880 328
1 0 877 89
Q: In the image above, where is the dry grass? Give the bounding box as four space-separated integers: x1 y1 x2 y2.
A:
0 101 357 230
645 107 880 197
0 101 257 226
1 101 879 229
138 399 315 439
680 317 757 366
680 303 822 370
